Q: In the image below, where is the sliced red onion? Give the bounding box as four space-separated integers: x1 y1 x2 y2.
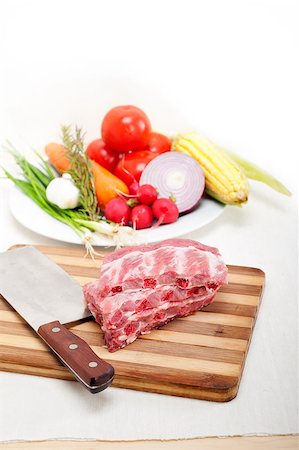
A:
139 152 205 213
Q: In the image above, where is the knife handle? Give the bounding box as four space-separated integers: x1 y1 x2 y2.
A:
38 320 114 393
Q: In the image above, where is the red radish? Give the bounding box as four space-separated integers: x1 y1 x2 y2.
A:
131 204 153 229
152 198 179 226
105 198 131 225
137 184 158 205
116 183 157 206
129 181 139 195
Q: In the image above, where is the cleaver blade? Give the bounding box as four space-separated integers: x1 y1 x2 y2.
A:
0 246 114 393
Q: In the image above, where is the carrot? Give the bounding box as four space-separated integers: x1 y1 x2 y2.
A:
45 142 129 209
45 143 70 173
90 160 129 209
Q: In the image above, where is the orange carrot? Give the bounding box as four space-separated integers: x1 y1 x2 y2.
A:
90 160 129 209
45 143 70 173
45 142 129 209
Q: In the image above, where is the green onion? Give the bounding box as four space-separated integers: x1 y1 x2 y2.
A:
34 151 56 181
1 155 87 239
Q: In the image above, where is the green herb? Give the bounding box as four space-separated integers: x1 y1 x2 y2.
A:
61 125 99 220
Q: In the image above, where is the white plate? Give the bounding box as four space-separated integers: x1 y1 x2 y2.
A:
9 186 226 246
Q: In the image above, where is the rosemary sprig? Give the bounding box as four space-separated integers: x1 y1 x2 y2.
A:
61 125 99 220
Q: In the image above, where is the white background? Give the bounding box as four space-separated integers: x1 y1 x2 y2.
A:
0 0 298 442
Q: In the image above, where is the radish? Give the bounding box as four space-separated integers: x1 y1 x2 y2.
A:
152 198 179 226
117 183 158 205
131 204 153 229
105 198 131 225
137 184 158 205
129 181 140 195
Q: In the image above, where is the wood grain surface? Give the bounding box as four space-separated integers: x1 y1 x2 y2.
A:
0 244 265 401
0 436 297 450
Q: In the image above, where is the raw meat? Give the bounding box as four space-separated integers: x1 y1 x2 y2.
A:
84 239 228 352
84 283 216 351
98 238 227 297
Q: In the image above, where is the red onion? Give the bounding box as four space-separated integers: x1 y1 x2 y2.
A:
139 152 205 213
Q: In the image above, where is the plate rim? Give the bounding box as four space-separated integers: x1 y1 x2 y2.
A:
8 185 226 247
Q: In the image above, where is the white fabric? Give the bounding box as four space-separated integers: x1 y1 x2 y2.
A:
0 180 297 441
0 0 298 441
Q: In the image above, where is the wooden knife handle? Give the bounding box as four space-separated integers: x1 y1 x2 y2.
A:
38 320 114 393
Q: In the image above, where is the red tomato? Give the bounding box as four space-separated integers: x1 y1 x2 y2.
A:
101 105 151 153
86 139 121 172
146 132 171 154
114 150 158 186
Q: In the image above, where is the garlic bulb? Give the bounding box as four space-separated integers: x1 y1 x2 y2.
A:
46 173 80 209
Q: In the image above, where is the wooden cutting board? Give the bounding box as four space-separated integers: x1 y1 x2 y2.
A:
0 244 265 401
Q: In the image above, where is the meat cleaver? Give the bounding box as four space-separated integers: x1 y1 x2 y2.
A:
0 246 114 393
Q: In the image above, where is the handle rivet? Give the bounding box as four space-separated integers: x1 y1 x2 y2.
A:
69 344 78 350
52 327 61 333
89 361 98 368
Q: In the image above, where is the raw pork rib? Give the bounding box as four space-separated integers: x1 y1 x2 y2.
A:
83 239 228 352
97 238 226 297
85 283 217 352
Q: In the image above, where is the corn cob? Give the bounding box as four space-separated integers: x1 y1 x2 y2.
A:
172 132 249 205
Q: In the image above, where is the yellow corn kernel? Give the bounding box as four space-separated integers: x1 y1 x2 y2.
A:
172 132 249 205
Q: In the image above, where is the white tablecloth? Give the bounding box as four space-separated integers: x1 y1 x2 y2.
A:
0 0 298 441
1 177 297 440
